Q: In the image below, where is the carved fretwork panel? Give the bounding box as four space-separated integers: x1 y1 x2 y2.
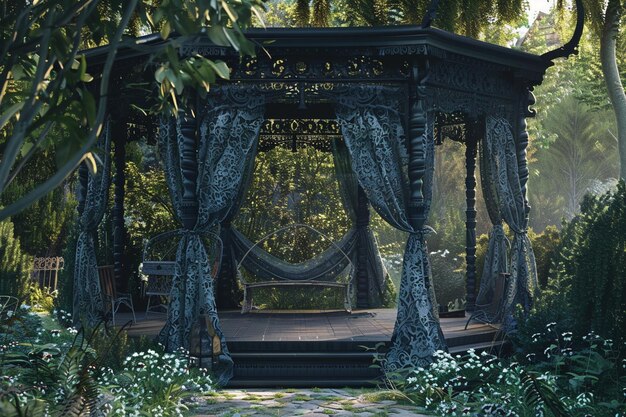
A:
258 118 341 152
426 56 518 118
434 112 469 145
262 119 339 135
225 52 410 81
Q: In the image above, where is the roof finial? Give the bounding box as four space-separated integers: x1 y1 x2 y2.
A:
541 0 585 62
421 0 440 28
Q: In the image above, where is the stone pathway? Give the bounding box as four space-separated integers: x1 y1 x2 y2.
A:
190 388 433 417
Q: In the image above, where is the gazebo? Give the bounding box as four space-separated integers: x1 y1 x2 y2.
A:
74 4 583 385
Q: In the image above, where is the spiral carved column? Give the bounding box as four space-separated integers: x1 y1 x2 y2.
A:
407 61 427 229
112 119 127 291
464 123 478 312
179 109 199 229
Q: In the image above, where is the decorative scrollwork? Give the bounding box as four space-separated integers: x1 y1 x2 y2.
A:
32 256 64 271
178 45 227 57
230 54 407 81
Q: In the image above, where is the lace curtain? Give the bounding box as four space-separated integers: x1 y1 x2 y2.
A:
158 86 264 385
479 116 538 321
332 138 388 306
335 86 446 372
472 132 510 323
73 121 111 325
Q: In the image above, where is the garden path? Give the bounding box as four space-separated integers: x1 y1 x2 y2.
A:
190 388 432 417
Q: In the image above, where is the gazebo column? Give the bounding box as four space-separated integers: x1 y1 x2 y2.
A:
355 184 370 309
464 124 478 313
179 109 199 229
517 89 534 223
407 63 427 228
217 224 241 309
112 118 127 291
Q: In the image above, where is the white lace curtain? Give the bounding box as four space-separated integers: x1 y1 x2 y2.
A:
475 116 538 323
158 86 264 385
73 120 111 326
335 86 447 372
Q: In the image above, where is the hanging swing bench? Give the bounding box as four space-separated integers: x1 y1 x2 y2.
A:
234 223 355 314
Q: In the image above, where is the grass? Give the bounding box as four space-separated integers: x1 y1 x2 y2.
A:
273 392 285 399
292 394 310 401
362 389 411 404
317 395 344 401
221 392 237 400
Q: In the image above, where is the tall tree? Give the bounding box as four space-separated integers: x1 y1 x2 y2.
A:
581 0 626 179
532 96 618 221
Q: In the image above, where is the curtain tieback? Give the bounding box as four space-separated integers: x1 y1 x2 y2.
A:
410 225 435 239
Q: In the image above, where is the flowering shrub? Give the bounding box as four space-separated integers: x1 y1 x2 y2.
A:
0 308 214 417
402 345 626 417
101 349 213 417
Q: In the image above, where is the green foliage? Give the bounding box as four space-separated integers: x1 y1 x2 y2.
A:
236 146 350 262
55 218 78 314
1 0 264 223
512 183 626 414
381 273 397 307
25 283 56 313
399 342 625 417
514 322 625 407
473 225 560 301
0 218 32 299
558 181 626 341
0 155 77 256
102 348 213 416
0 312 101 416
0 309 214 416
528 96 618 228
122 144 178 299
528 226 560 288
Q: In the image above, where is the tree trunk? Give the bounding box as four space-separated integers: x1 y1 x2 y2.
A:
600 0 626 180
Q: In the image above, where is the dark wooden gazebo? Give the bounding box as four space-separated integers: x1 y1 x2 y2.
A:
76 6 583 385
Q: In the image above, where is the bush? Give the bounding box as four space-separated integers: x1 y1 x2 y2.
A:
0 310 214 417
399 338 625 417
102 349 213 417
528 225 561 288
560 181 626 342
522 181 626 345
473 225 560 301
0 218 33 300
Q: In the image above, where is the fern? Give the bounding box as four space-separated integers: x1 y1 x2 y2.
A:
520 369 570 417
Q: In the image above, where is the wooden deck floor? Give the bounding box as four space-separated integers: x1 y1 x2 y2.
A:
118 309 500 348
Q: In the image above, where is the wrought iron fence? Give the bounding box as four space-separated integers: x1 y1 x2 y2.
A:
31 257 64 293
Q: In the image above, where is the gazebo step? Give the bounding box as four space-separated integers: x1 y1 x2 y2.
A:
227 378 378 388
226 335 507 386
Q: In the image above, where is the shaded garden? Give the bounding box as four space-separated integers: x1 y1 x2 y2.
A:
1 0 626 416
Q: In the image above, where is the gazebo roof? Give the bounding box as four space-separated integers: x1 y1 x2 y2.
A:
85 21 585 86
